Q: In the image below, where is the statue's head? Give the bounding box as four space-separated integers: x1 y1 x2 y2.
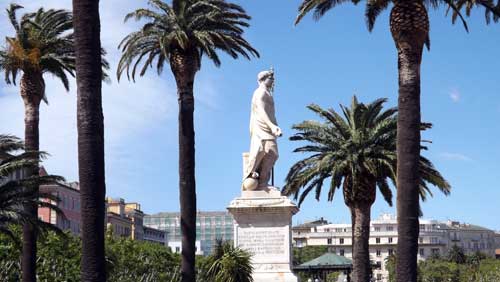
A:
257 69 274 89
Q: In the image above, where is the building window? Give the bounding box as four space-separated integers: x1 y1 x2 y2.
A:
420 248 425 256
327 238 332 245
376 249 381 257
377 274 382 281
419 237 424 244
175 247 180 253
374 227 381 232
388 249 394 256
340 238 344 244
431 248 440 255
386 226 394 231
339 249 345 256
388 237 393 243
376 238 381 244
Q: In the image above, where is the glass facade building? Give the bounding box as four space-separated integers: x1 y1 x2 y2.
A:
144 211 234 255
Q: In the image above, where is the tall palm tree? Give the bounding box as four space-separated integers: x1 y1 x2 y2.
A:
293 1 499 281
117 1 259 281
0 134 65 244
72 0 107 281
0 5 75 281
283 97 450 282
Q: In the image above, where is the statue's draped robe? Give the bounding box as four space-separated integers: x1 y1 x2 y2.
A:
244 87 279 187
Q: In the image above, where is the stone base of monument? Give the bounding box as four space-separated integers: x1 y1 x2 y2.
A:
228 187 299 282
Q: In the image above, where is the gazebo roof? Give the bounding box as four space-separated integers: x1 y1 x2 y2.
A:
294 253 352 271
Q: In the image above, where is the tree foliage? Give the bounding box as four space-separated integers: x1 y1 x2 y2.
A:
0 4 75 95
447 245 466 264
117 0 259 81
283 97 450 211
0 231 256 282
0 230 180 281
0 3 109 101
0 135 65 244
106 235 179 282
385 252 500 282
294 0 500 34
199 240 253 282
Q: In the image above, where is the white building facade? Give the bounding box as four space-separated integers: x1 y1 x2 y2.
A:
167 240 204 256
293 214 497 282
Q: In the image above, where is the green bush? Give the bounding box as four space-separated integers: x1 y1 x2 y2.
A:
0 227 179 281
385 252 500 282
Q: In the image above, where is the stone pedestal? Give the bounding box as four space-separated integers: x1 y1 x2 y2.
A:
228 187 299 282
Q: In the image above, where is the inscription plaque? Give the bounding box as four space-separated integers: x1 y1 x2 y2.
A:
238 229 286 256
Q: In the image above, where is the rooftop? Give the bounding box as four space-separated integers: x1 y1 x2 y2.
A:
294 253 352 271
293 218 329 230
294 214 495 233
147 211 231 217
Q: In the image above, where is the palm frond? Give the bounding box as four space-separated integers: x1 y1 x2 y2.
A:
118 0 259 81
0 5 108 91
296 0 353 25
285 96 450 213
0 134 65 240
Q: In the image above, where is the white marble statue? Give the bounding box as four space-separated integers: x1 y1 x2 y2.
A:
242 69 282 191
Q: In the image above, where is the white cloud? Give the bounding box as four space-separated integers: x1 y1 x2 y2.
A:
449 88 461 103
439 152 472 162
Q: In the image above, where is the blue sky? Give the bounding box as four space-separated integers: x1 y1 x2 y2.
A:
1 1 499 230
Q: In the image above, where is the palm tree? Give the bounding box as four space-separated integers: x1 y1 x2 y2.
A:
446 245 466 264
293 1 499 281
0 5 75 281
117 1 258 281
72 0 107 281
283 97 450 282
0 134 65 244
200 240 253 282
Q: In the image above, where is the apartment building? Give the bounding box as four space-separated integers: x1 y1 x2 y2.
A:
292 213 497 282
106 197 145 240
143 226 168 246
38 181 81 235
35 167 81 234
495 232 500 259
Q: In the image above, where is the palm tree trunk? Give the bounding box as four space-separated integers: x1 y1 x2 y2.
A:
350 203 372 282
170 49 198 282
390 2 428 282
20 72 43 282
72 1 106 281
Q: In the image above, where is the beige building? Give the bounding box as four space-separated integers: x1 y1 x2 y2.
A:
106 198 147 241
106 211 132 238
293 213 497 282
124 202 144 240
